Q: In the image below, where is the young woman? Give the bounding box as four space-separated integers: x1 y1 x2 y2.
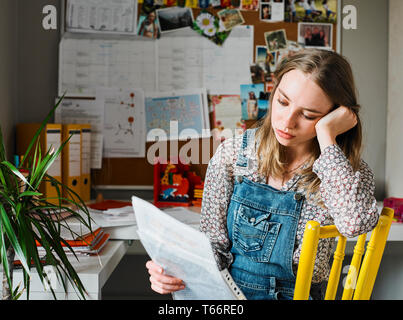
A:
146 49 379 300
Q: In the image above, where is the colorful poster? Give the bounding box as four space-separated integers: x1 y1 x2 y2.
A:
145 89 210 141
210 95 245 138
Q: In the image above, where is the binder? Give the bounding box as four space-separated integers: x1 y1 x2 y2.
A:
79 124 91 202
16 123 62 204
62 124 82 201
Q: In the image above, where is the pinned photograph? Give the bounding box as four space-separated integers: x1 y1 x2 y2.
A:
254 46 275 79
156 6 194 33
298 22 332 49
285 0 337 23
255 46 267 65
270 0 285 22
137 11 161 39
264 29 288 52
230 0 241 8
250 64 266 84
260 2 272 21
240 83 265 120
241 0 259 11
210 0 222 7
275 41 305 69
217 9 245 31
193 11 231 46
287 40 304 53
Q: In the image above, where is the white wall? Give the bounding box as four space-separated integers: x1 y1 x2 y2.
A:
0 0 18 159
341 0 389 200
386 0 403 197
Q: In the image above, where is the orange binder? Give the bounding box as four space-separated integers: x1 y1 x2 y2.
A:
79 124 91 202
16 123 62 204
62 124 82 201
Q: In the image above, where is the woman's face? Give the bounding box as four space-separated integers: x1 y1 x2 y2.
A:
271 69 333 151
149 12 156 21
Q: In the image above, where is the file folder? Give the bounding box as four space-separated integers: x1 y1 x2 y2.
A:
62 124 82 201
16 123 62 205
79 124 91 202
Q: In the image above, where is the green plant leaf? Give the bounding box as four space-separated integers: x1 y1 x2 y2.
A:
0 221 13 297
0 121 7 163
12 282 24 300
0 205 30 275
21 94 65 168
30 136 71 192
19 191 42 198
1 160 33 190
0 93 95 300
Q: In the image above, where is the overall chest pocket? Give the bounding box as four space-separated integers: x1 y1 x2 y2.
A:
232 204 281 262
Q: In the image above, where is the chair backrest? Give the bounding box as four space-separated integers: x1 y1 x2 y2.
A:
293 207 394 300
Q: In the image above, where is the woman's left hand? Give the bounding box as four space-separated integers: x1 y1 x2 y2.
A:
315 106 358 151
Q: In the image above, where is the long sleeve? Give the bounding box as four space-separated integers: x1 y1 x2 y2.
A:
199 138 239 270
312 144 379 238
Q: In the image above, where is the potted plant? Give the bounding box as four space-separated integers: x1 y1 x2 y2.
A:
0 95 92 300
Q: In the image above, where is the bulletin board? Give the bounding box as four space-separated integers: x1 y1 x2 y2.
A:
59 1 340 188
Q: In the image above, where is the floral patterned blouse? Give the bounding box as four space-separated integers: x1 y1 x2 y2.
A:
199 131 379 283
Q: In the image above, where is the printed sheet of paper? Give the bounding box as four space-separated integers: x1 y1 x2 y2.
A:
97 87 146 158
156 25 253 94
55 98 104 169
66 0 138 35
132 196 246 300
203 25 253 94
156 30 204 92
59 26 252 97
59 34 157 97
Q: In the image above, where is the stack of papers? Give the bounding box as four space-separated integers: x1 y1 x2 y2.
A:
36 227 110 256
87 200 136 227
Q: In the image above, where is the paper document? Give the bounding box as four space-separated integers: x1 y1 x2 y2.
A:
87 206 136 226
59 34 157 97
66 0 137 35
156 26 253 94
98 87 146 158
161 207 200 230
132 196 246 300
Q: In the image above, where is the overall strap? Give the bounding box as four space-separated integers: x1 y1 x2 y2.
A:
235 128 257 168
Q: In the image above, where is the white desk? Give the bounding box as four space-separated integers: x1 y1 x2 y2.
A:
0 240 128 300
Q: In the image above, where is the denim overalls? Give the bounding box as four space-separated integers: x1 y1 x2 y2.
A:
226 128 305 300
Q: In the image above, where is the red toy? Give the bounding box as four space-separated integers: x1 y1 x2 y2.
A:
153 157 204 208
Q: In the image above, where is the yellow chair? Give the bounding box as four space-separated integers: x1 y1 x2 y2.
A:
294 207 394 300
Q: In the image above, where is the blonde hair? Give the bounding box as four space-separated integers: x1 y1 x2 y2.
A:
255 49 362 204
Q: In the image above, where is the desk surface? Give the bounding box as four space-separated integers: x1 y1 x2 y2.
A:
0 240 128 300
69 240 128 295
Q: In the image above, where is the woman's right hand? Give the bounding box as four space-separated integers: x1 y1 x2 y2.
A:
146 260 186 294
